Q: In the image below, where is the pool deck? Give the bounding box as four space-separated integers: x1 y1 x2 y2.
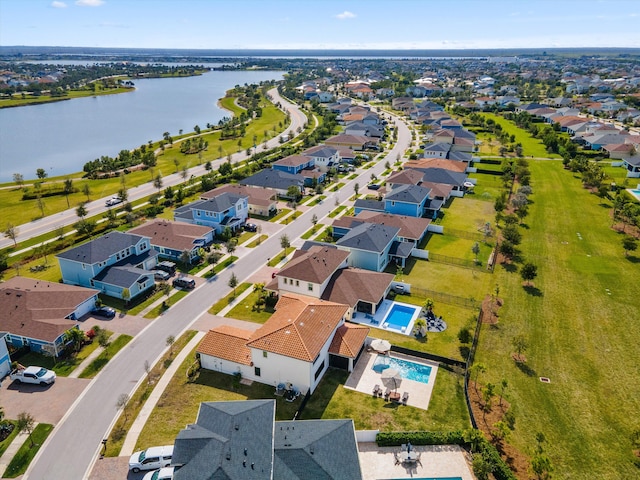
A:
344 350 438 411
358 442 475 480
626 188 640 202
351 299 421 336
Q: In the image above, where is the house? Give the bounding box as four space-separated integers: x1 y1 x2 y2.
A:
405 158 468 174
0 277 98 357
321 267 394 315
240 169 304 198
129 220 213 262
57 231 156 300
415 167 469 196
324 134 379 151
174 192 248 235
202 184 277 217
387 169 425 188
344 122 385 138
0 333 11 379
273 155 314 175
421 142 450 158
384 184 434 218
336 223 400 272
333 211 431 245
317 91 334 103
622 156 640 177
171 400 363 480
302 145 341 171
198 293 368 394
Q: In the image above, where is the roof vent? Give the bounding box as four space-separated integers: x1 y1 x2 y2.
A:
234 424 239 431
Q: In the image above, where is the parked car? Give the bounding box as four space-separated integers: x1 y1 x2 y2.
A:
152 270 170 281
172 276 195 290
244 223 258 232
367 183 381 190
105 196 122 207
9 366 56 385
93 306 116 318
156 261 177 275
142 466 175 480
129 445 174 473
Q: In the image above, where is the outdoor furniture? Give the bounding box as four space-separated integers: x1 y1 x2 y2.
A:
275 383 286 396
401 391 409 405
399 451 418 464
384 388 391 401
393 452 400 465
389 391 401 402
373 384 381 397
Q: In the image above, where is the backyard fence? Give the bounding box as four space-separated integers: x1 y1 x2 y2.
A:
441 227 488 242
427 252 488 272
408 287 479 310
463 307 485 430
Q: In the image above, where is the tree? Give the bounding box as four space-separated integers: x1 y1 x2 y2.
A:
16 412 36 447
502 224 522 245
225 239 237 256
104 208 118 227
97 329 111 350
472 242 480 264
63 178 74 207
36 195 45 217
66 327 85 353
144 360 152 385
82 182 91 202
74 219 96 237
280 233 290 250
470 363 486 394
116 393 130 422
166 335 175 357
76 202 87 220
311 213 318 230
13 173 25 190
520 262 538 285
4 223 18 247
153 173 163 192
499 379 508 406
622 236 638 257
36 168 48 180
354 182 360 196
499 240 515 259
228 272 239 296
512 334 528 362
471 452 494 480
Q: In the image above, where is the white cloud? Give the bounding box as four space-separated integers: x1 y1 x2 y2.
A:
75 0 104 6
336 11 356 20
51 1 68 8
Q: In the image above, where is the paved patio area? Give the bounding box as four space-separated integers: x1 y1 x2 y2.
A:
344 350 438 410
358 442 475 480
351 300 422 336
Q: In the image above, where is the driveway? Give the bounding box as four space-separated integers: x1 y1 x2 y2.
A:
88 457 146 480
0 376 90 425
78 313 150 337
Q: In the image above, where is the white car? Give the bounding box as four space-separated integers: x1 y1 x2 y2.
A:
129 445 174 473
105 196 122 207
9 366 56 385
142 466 175 480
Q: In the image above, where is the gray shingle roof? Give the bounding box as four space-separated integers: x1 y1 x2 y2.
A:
389 240 414 258
422 142 451 153
302 145 339 158
56 231 148 264
336 223 399 253
353 199 384 212
385 184 431 204
240 169 304 190
418 167 467 186
93 266 152 288
176 192 246 216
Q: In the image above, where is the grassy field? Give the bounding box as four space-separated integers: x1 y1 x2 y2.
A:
478 112 561 158
423 233 494 265
476 160 640 478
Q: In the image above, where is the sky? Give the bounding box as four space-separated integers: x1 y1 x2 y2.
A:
1 0 639 51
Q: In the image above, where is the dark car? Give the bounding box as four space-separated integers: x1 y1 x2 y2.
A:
367 183 381 190
244 223 258 232
156 261 177 275
173 276 196 290
93 306 116 318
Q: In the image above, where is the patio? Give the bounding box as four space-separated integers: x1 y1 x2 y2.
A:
351 299 421 336
344 350 438 411
358 442 475 480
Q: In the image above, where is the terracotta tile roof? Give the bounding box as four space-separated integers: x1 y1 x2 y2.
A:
0 277 98 342
277 246 349 284
329 323 370 358
321 267 394 308
129 220 212 252
198 325 253 366
247 294 348 362
405 158 467 173
202 184 277 207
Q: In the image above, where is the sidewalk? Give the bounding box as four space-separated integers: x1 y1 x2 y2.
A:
118 331 205 456
216 283 256 317
68 333 119 379
0 423 39 477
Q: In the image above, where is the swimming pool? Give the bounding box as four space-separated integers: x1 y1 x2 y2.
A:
372 355 433 384
628 188 640 202
382 302 420 334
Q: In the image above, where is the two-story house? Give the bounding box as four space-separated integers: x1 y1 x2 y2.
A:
174 192 248 235
129 219 214 263
336 223 400 272
240 169 305 198
202 184 278 217
384 184 435 218
56 231 156 300
302 145 341 171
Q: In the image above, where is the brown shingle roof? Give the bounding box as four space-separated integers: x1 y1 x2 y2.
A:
277 246 349 284
329 323 369 358
355 211 431 241
202 184 277 207
405 158 467 173
387 169 425 186
129 220 212 252
321 268 394 307
198 325 253 366
247 294 348 362
0 277 98 342
273 155 311 167
420 181 454 199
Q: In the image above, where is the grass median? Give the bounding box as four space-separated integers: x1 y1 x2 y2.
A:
78 334 133 379
2 424 54 478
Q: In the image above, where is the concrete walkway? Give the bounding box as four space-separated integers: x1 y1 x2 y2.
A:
0 423 39 477
118 331 205 456
68 334 119 379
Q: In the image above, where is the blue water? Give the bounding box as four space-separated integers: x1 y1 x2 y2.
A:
389 478 462 480
383 304 418 330
372 355 432 384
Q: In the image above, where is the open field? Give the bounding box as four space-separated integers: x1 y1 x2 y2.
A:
477 159 640 478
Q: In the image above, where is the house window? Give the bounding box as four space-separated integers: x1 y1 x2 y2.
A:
308 283 313 292
296 280 299 287
391 201 395 206
254 366 261 377
263 351 268 358
314 360 325 381
82 264 86 270
90 280 94 287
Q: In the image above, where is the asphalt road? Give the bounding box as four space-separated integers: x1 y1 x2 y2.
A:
0 88 307 251
25 107 411 480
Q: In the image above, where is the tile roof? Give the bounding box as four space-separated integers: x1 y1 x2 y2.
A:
0 277 98 342
247 294 348 362
177 191 246 215
336 223 399 253
420 181 454 199
353 199 385 212
328 323 370 358
129 220 212 252
321 267 393 308
278 246 349 284
198 325 253 366
56 231 147 264
93 265 153 288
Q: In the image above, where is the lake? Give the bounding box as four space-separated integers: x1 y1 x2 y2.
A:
0 69 284 183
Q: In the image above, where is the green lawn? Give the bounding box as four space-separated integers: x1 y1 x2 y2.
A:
439 196 497 232
78 334 133 378
2 423 54 478
476 160 640 478
267 247 295 267
246 234 268 248
0 421 19 457
208 282 252 315
144 290 189 318
301 224 323 240
203 255 238 278
478 113 560 158
225 288 274 323
269 208 291 222
328 205 346 218
423 233 494 265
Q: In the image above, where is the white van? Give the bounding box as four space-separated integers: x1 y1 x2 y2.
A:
129 445 174 473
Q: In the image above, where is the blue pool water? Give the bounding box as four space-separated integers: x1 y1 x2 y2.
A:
383 303 419 331
372 355 433 384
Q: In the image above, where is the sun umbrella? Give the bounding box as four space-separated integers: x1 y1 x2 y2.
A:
370 338 391 352
381 368 402 391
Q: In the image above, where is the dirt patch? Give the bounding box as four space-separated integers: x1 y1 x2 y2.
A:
481 294 503 324
469 381 530 479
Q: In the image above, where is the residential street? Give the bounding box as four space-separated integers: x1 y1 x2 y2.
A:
24 106 411 479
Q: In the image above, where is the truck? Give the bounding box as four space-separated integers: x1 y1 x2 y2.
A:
10 366 56 385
